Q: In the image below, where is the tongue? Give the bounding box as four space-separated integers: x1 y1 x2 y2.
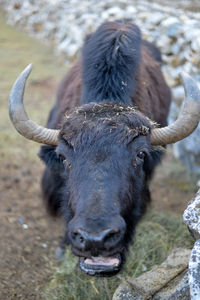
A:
84 256 120 267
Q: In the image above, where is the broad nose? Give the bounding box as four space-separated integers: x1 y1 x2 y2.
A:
69 225 125 252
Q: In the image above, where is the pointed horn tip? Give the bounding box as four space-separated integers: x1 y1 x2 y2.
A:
180 71 197 88
9 63 33 110
23 63 33 75
17 63 33 79
27 63 33 69
180 71 199 88
180 71 200 100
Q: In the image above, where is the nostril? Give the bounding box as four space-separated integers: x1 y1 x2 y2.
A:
70 225 125 251
104 229 122 249
71 231 86 249
79 235 84 243
105 231 118 241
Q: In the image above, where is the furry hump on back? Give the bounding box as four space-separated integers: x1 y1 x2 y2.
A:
81 21 142 105
45 20 171 130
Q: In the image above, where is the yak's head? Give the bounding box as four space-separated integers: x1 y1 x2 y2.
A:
8 65 200 276
54 103 156 276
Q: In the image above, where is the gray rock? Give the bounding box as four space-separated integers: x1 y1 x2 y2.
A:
153 272 190 300
156 36 171 52
113 248 190 300
170 43 181 55
149 12 165 25
166 23 182 38
183 189 200 240
168 101 179 125
172 85 185 104
184 191 200 299
112 284 143 300
161 16 179 28
191 37 200 52
188 240 200 300
184 27 200 42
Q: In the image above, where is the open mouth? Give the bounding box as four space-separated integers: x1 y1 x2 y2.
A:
79 254 121 276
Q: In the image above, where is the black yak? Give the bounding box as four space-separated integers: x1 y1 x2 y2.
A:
9 21 200 276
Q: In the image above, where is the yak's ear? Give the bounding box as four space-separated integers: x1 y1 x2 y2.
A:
38 145 64 171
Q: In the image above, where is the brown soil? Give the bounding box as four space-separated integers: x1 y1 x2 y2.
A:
0 19 198 300
0 80 64 300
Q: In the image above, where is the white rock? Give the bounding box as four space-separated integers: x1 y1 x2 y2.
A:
156 36 171 51
172 85 185 104
170 43 181 55
166 23 182 38
161 16 179 27
184 29 200 42
191 37 200 52
22 224 28 229
149 12 164 25
125 5 137 16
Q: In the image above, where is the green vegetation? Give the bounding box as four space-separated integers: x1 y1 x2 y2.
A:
43 210 193 300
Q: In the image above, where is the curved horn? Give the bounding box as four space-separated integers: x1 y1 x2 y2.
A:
9 64 59 145
151 72 200 146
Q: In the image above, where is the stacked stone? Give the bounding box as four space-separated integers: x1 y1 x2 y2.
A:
184 189 200 300
2 1 200 78
2 0 200 172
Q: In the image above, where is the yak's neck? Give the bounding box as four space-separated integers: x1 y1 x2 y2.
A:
81 21 141 106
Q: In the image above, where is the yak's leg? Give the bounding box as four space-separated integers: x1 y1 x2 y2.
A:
55 231 70 260
39 146 73 260
41 167 64 216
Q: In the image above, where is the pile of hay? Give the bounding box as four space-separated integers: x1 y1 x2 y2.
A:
43 210 193 300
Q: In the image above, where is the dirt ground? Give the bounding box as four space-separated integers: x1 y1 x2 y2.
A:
0 18 198 300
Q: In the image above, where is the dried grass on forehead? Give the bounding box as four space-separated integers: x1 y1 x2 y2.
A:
64 102 156 130
66 103 137 118
61 103 154 146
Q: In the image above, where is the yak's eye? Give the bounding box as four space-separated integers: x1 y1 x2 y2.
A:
59 154 66 162
137 151 146 160
59 154 71 168
63 159 71 169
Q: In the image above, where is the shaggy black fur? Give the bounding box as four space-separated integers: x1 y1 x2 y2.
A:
38 21 171 274
82 21 141 105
